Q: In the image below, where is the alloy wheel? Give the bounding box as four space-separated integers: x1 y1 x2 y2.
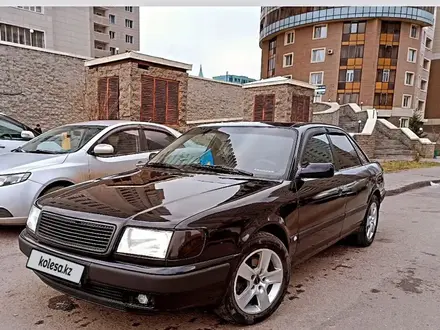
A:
233 248 284 315
366 202 378 240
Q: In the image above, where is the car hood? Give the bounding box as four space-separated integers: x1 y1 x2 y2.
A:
0 152 67 174
39 168 279 229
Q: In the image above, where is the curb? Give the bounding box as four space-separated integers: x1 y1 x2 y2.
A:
386 179 440 197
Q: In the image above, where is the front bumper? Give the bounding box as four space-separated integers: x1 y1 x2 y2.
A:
0 179 42 225
19 229 234 312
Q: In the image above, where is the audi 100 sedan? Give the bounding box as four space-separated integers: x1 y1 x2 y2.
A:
19 122 385 325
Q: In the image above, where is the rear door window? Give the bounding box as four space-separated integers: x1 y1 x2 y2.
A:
328 133 362 170
142 129 176 151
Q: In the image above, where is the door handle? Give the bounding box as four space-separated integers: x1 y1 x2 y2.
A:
0 145 5 148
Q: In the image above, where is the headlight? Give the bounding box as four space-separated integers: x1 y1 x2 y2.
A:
0 172 31 187
26 205 41 233
117 227 173 259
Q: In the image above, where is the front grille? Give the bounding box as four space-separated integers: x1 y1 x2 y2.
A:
36 211 116 254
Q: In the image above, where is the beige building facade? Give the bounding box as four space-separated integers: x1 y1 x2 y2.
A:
0 6 140 58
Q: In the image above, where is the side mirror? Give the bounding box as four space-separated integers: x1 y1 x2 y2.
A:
21 130 35 140
298 162 335 179
93 143 114 156
148 152 158 161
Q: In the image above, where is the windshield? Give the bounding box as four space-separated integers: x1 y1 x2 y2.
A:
150 126 297 180
20 125 105 154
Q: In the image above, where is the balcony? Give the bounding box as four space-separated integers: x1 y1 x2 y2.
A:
93 14 109 26
94 31 110 43
93 48 111 58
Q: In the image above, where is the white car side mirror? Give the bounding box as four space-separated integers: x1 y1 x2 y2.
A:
21 130 35 140
93 143 114 156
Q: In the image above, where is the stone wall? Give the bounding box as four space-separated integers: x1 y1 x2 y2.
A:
243 83 314 122
187 76 244 121
353 134 376 159
85 60 189 130
0 42 87 130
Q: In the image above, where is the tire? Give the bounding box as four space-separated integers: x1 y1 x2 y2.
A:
353 195 380 247
215 232 291 325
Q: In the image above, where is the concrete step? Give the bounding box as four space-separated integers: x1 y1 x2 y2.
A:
374 149 415 156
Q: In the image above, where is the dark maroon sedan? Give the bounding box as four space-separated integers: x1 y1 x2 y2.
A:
19 122 385 325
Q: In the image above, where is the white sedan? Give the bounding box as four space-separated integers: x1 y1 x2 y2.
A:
0 120 181 225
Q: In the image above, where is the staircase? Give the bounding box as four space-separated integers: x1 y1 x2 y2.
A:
374 132 415 159
339 115 365 133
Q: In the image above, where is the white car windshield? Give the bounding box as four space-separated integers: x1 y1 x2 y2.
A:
19 125 104 154
150 126 297 180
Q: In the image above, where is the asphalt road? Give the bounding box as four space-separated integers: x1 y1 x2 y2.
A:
1 185 440 330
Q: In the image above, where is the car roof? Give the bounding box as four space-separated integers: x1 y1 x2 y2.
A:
63 120 178 130
198 121 344 131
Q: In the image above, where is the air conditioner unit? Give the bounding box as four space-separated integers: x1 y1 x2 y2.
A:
327 49 334 55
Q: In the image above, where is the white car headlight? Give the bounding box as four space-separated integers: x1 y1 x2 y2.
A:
117 227 173 259
0 172 31 187
26 205 41 233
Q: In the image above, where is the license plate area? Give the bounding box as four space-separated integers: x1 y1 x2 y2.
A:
26 249 85 284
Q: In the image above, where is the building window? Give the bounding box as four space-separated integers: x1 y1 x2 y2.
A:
313 24 327 40
110 47 116 55
0 23 45 48
311 48 325 63
109 31 115 39
125 35 133 44
16 6 43 13
267 37 276 77
342 21 366 42
284 31 295 45
407 48 417 63
425 36 433 49
423 58 430 71
253 94 275 122
417 100 425 112
337 93 359 104
284 75 293 79
420 78 428 91
98 76 119 120
382 69 390 82
125 19 133 29
125 6 133 12
346 69 354 83
404 72 415 86
400 118 409 128
410 24 419 39
374 93 393 108
402 95 412 108
310 71 324 85
140 75 180 125
94 41 106 50
283 53 293 67
109 14 116 24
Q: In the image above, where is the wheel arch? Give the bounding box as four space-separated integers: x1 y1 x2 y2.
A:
256 222 290 250
38 179 75 198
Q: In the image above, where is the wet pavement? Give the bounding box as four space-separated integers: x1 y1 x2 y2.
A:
1 184 440 329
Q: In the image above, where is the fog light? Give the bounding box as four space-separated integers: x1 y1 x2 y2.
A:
137 294 149 305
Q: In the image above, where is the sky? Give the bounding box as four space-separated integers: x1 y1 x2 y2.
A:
139 7 262 79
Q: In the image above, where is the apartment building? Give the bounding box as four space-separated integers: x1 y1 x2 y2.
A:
425 8 440 132
0 6 140 58
259 6 435 123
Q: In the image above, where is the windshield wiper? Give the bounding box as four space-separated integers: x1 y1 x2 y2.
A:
147 162 182 171
12 146 24 152
26 150 60 154
185 164 254 177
